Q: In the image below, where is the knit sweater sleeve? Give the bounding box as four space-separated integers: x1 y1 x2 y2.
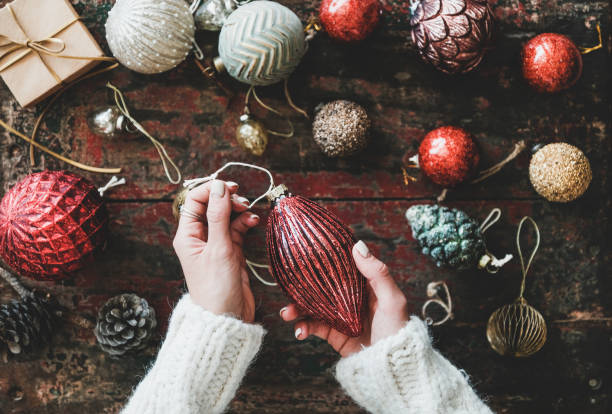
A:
121 294 265 414
335 316 492 414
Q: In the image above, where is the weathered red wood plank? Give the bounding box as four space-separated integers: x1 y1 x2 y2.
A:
1 199 609 412
0 0 610 413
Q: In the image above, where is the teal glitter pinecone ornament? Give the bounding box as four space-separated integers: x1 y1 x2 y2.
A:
405 205 511 271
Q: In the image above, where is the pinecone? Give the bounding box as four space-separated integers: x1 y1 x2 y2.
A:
410 0 495 74
94 294 157 357
0 292 57 363
405 204 485 269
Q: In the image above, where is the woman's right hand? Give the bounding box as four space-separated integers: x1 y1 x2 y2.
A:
173 180 260 322
280 240 410 358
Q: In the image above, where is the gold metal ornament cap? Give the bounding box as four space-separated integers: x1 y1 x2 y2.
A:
266 184 289 202
172 186 190 220
213 56 225 73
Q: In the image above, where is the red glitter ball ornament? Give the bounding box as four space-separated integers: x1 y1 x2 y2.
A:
417 126 480 187
266 185 366 337
521 33 583 93
0 171 107 280
319 0 381 42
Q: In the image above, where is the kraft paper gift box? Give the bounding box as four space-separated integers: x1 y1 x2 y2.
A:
0 0 106 107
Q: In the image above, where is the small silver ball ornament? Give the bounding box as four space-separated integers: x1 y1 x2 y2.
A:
87 106 137 138
194 0 236 31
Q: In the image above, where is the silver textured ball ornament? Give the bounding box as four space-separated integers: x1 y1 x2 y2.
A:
313 100 371 157
106 0 195 74
195 0 236 31
217 1 306 85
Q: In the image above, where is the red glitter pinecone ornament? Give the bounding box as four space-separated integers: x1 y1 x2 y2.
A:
415 126 480 187
0 171 107 280
521 33 583 93
266 185 366 337
319 0 381 42
410 0 495 74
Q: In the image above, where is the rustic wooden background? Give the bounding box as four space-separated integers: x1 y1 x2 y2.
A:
1 0 610 413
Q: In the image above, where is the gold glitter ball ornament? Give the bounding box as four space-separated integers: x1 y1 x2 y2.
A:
529 142 592 202
487 298 547 357
172 186 190 220
312 100 371 158
236 114 269 156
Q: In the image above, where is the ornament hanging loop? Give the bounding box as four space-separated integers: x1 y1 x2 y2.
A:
245 86 294 138
422 281 453 326
516 216 540 300
183 161 275 208
580 24 603 54
478 208 513 273
305 16 322 42
107 83 182 184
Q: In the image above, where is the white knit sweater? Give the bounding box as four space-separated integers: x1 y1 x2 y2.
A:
122 296 491 414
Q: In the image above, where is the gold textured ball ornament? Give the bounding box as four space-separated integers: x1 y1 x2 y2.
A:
486 298 547 357
106 0 196 74
236 114 269 156
529 142 592 202
312 100 371 157
172 186 190 221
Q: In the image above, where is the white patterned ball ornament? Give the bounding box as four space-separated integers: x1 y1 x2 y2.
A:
106 0 195 74
217 1 306 85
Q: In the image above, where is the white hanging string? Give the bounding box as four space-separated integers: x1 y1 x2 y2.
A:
422 281 453 326
183 162 275 208
184 162 278 286
189 0 202 14
98 176 126 196
246 259 277 286
478 208 513 273
479 208 502 234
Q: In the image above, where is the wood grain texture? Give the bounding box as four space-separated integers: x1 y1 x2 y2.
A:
0 0 610 413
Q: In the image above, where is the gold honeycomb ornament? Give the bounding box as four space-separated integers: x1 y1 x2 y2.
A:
487 216 547 357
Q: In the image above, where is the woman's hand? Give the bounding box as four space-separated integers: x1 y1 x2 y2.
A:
173 180 260 322
280 240 409 357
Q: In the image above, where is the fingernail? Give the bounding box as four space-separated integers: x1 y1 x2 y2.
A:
211 180 225 197
238 196 250 206
250 213 260 222
279 307 288 317
227 181 239 189
355 240 370 258
295 327 302 339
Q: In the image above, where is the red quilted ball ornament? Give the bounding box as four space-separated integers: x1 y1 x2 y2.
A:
319 0 381 43
0 171 107 280
521 33 583 93
266 185 366 337
416 126 480 187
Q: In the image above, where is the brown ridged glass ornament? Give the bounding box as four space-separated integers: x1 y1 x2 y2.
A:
409 0 495 74
487 216 547 357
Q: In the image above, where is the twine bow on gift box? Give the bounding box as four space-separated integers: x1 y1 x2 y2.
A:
0 4 115 81
0 3 121 174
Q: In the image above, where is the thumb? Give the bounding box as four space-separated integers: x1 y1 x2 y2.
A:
206 180 232 247
352 240 401 304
